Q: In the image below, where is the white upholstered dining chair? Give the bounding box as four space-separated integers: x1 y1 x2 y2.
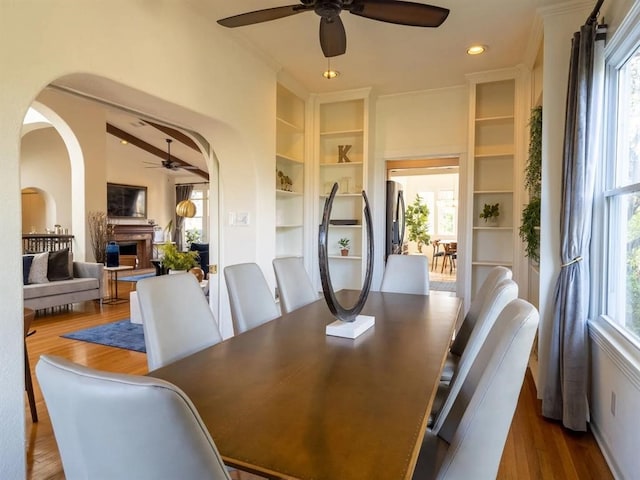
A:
413 299 539 479
224 262 280 334
137 273 222 371
36 354 231 480
272 256 318 314
452 265 512 341
380 254 430 295
429 278 518 430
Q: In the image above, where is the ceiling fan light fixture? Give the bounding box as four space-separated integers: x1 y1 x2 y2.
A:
323 69 339 79
467 45 487 55
323 58 339 79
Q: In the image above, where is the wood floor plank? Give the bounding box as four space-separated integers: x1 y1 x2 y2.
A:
24 285 611 480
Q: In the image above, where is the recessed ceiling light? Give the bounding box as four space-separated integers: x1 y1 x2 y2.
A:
323 69 339 79
120 140 129 145
467 45 486 55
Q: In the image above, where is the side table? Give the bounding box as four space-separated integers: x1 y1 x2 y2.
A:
103 265 134 305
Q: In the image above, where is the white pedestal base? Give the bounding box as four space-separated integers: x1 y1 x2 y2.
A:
130 291 142 324
326 315 375 339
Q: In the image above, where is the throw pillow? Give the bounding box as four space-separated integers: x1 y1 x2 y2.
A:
22 255 34 285
48 248 72 281
28 252 49 284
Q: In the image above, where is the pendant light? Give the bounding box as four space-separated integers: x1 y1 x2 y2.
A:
176 199 196 218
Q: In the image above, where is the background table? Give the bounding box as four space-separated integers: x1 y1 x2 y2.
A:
103 265 133 304
150 290 460 479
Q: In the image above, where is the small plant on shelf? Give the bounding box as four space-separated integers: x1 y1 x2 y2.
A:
479 203 500 224
338 238 351 256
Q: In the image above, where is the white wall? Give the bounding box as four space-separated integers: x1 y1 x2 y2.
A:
106 134 176 231
21 127 71 231
0 2 276 477
372 87 468 287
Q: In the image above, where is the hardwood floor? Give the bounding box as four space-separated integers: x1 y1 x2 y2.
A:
24 281 611 479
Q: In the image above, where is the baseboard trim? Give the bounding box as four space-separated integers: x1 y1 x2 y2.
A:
590 421 624 480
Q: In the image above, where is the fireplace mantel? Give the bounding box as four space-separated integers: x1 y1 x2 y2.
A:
110 224 154 269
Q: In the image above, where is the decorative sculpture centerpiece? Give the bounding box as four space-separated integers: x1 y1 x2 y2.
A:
319 182 374 339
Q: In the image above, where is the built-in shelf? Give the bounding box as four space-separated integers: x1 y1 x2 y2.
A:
276 189 303 197
275 84 306 261
276 153 304 165
469 75 519 297
319 129 364 137
473 226 513 231
472 261 514 267
276 116 303 133
315 95 368 291
475 115 515 123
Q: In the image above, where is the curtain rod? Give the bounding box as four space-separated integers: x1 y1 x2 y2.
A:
175 182 210 186
586 0 604 25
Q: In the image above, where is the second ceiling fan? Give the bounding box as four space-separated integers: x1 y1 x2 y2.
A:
217 0 450 58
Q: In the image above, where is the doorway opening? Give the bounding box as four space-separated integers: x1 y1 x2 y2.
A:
387 157 459 293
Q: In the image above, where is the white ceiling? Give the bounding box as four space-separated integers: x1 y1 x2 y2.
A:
193 0 565 95
56 0 573 178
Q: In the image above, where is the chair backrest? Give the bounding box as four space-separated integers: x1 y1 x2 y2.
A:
36 355 231 480
450 265 512 355
224 262 280 334
137 273 222 371
380 254 430 295
272 257 318 314
430 278 518 432
427 299 539 479
189 243 209 278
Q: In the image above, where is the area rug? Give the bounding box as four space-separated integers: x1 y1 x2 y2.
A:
117 272 155 283
430 281 457 292
62 319 146 353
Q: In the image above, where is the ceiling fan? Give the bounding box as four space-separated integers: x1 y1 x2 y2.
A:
145 139 198 171
217 0 450 58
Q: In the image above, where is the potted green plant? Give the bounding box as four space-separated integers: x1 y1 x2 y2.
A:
520 106 542 263
159 242 199 272
405 194 430 253
338 237 351 256
479 203 500 225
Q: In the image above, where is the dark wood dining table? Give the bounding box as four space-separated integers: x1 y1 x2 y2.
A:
149 290 461 480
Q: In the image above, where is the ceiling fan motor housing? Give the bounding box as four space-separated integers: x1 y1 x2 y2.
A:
315 1 344 19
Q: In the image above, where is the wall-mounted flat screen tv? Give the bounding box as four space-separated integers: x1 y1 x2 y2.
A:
107 183 147 219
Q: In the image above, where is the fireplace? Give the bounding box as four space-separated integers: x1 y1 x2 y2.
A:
109 224 154 269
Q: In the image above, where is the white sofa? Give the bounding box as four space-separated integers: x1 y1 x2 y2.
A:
24 261 104 310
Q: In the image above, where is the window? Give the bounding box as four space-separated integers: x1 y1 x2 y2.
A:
183 187 208 245
437 189 456 236
604 36 640 342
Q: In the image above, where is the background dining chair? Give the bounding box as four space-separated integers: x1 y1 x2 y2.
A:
440 278 518 383
440 241 457 274
413 299 539 479
137 273 222 371
429 278 518 429
272 256 318 314
451 265 512 348
380 254 430 295
224 262 280 334
24 308 38 422
430 240 445 272
36 355 231 480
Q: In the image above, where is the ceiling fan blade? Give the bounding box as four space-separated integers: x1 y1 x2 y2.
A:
320 15 346 58
218 4 311 28
348 0 449 27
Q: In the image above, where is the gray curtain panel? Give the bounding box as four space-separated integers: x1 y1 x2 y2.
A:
174 184 194 251
542 18 605 431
